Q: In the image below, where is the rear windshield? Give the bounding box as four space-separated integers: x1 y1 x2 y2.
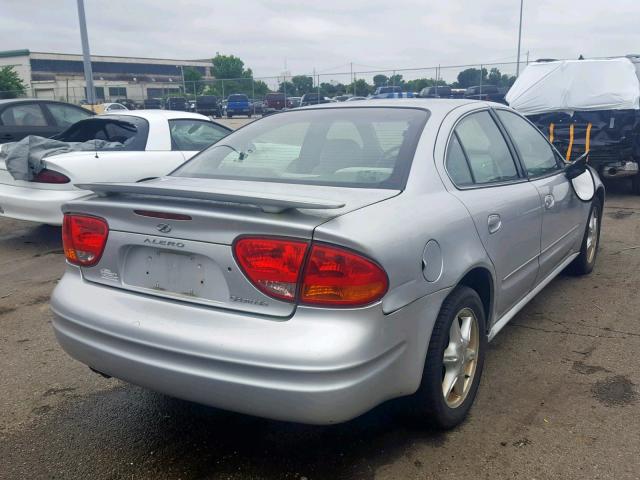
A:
55 116 148 151
173 107 429 189
229 94 248 102
266 93 284 100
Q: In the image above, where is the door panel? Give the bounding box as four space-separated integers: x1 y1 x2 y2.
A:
452 184 542 317
530 173 584 281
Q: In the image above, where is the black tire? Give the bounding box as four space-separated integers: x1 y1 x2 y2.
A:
567 197 602 275
403 286 487 430
631 174 640 195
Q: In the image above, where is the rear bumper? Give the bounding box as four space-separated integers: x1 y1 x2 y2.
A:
0 184 87 225
51 268 448 424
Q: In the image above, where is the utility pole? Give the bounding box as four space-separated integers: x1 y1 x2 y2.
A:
350 62 354 95
516 0 524 76
76 0 96 105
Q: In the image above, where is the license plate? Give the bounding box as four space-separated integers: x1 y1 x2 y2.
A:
123 247 215 300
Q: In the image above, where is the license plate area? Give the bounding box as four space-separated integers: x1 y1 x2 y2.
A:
122 246 226 301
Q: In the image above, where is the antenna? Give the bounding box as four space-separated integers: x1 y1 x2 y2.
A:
94 138 99 158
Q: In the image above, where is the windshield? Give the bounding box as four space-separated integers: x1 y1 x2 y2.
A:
172 107 429 189
55 116 149 151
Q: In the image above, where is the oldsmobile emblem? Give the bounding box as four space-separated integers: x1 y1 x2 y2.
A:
156 223 172 233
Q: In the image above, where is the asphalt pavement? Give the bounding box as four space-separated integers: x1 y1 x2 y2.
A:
1 182 639 480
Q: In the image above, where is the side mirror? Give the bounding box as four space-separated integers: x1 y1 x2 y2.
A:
566 152 596 202
565 151 589 180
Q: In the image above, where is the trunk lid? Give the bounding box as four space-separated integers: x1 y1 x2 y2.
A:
66 176 398 317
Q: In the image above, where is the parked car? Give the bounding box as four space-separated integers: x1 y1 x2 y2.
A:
464 85 505 103
115 99 138 110
263 93 286 113
165 97 188 111
143 98 163 109
334 95 352 102
101 103 128 113
373 86 403 95
50 100 603 429
419 86 452 98
300 93 330 106
0 111 230 225
0 99 93 144
250 100 264 115
346 96 368 102
195 95 223 118
226 94 251 118
286 96 301 108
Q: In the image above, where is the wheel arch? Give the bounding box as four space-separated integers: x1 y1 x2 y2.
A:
455 266 494 331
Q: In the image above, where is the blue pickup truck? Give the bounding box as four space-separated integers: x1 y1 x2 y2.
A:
226 94 251 118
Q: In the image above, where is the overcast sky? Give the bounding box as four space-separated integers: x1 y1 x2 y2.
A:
2 0 639 83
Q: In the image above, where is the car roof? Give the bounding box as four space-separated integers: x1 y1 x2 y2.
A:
297 98 496 115
99 110 210 121
0 98 85 107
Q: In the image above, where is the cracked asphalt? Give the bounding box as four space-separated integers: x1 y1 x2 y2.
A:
1 181 639 480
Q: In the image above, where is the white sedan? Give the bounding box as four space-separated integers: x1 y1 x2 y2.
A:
0 110 230 225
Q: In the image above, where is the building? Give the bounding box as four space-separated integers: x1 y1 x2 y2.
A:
0 49 213 103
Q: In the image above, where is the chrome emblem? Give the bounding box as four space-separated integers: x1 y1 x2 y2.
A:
156 223 172 233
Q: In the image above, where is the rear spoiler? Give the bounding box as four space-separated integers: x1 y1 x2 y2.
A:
75 182 346 213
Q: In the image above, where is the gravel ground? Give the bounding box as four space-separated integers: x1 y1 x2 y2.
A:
0 181 638 480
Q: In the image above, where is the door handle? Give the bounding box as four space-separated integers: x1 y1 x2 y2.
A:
544 194 555 209
488 214 502 234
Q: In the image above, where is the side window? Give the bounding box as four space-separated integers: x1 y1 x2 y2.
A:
496 110 561 177
446 133 473 186
169 120 229 151
46 104 91 128
0 103 48 127
455 111 519 184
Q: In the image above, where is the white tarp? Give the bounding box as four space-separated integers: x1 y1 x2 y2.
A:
506 58 640 115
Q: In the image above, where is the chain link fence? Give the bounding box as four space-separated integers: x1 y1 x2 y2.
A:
0 59 537 108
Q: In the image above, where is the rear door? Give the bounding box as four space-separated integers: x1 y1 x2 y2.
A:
445 110 542 317
495 109 584 281
0 101 58 143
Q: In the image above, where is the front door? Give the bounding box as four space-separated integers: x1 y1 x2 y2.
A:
494 109 584 282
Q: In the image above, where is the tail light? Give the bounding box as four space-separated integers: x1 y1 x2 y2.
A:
32 169 70 184
233 237 388 307
62 214 109 267
234 237 307 301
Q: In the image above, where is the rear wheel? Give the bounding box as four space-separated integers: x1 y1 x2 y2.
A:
567 198 602 275
404 286 486 429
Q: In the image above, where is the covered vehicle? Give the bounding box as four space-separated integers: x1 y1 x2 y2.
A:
50 100 603 429
0 111 230 224
506 57 640 192
226 94 251 118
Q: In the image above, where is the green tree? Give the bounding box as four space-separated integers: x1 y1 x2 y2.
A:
277 81 297 96
212 54 251 79
373 74 389 87
291 75 313 95
0 66 27 99
183 67 204 95
487 67 516 88
348 79 373 96
457 68 487 88
388 74 404 87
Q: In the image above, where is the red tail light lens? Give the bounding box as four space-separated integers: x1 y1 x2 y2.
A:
234 237 308 301
62 214 109 267
233 237 388 307
301 244 388 307
32 169 70 184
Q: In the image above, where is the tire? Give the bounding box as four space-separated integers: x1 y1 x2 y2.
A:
631 173 640 195
248 114 252 118
403 286 487 430
227 114 232 119
567 197 602 275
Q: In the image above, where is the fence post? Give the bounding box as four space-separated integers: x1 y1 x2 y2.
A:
479 64 483 94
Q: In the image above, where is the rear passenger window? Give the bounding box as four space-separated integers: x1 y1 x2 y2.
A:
1 103 48 127
454 111 519 184
495 110 561 177
446 134 473 186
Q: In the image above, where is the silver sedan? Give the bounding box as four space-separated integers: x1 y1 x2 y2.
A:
51 100 604 429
